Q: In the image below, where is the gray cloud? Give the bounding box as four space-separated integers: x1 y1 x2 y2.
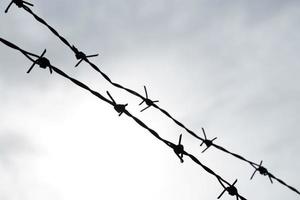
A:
0 130 35 165
0 0 299 199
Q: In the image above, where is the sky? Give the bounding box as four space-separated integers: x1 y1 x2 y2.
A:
0 0 299 199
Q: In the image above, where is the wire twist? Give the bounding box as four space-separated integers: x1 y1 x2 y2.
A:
4 0 33 13
3 3 300 196
0 37 248 199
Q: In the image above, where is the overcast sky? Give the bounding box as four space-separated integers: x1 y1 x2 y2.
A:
0 0 299 199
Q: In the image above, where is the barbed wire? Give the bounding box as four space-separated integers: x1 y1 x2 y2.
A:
5 2 299 196
0 37 248 200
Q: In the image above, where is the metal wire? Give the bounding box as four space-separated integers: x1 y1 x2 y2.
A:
8 3 300 196
0 37 247 200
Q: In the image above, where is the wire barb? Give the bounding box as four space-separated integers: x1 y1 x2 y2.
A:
218 179 246 200
200 128 217 153
250 160 273 183
106 91 128 116
173 134 184 163
71 45 98 67
4 0 33 13
26 49 52 74
139 85 159 112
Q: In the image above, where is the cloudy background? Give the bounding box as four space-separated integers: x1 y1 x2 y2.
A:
0 0 299 199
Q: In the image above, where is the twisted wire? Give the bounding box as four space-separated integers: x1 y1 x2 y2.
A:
11 4 300 195
17 4 262 166
0 37 248 199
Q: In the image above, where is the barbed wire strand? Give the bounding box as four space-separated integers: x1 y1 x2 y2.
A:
10 4 262 164
0 36 248 200
4 3 300 195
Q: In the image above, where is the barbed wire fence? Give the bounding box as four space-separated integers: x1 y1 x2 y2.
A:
1 0 300 198
0 37 248 200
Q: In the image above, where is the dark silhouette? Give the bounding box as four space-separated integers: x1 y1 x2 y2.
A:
173 134 184 163
200 128 217 153
5 0 33 13
106 91 128 116
250 160 273 183
0 38 250 200
7 6 298 196
71 45 98 67
26 49 52 74
2 1 300 195
7 4 286 189
139 86 159 112
218 179 246 200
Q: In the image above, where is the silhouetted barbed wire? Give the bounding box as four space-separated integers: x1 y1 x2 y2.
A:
6 3 260 163
0 37 248 200
6 3 300 195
